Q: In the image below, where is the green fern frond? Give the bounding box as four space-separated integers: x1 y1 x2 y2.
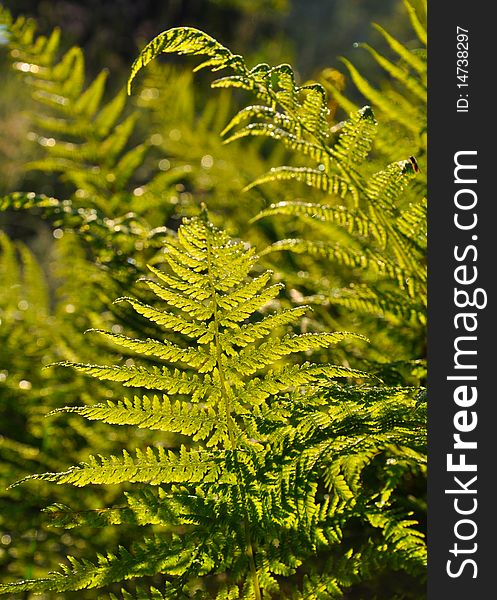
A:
340 59 420 136
128 27 366 200
366 511 426 570
221 105 295 137
331 286 426 325
219 306 308 348
1 213 426 599
128 28 242 93
50 214 361 432
244 166 348 197
224 123 326 163
52 395 221 441
359 43 425 101
396 197 427 250
126 24 422 232
58 361 208 396
372 23 425 77
252 201 385 247
1 9 427 596
88 329 215 371
12 446 220 487
403 0 427 46
42 502 136 529
3 12 163 219
330 1 426 163
129 24 425 338
0 535 196 593
366 159 417 213
263 238 421 297
329 105 377 167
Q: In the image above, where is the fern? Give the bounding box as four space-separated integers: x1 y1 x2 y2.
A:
126 23 426 342
0 8 179 302
0 230 171 591
127 26 418 205
4 12 144 211
128 26 365 202
254 186 426 327
325 0 427 165
249 4 427 352
1 10 275 279
1 7 426 597
0 212 426 598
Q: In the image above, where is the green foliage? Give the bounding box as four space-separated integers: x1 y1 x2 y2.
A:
0 7 172 291
0 3 426 598
127 19 424 201
325 0 427 166
0 214 425 598
5 12 146 210
0 231 153 590
0 7 277 271
126 20 426 367
129 26 361 199
253 2 427 369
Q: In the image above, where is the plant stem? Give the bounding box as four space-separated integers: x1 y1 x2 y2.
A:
206 234 262 600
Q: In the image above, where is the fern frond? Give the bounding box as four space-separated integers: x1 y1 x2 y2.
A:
253 201 385 247
1 10 428 595
366 511 427 570
115 297 214 342
263 238 420 296
128 28 243 93
330 105 377 167
221 105 294 136
3 212 403 597
52 395 221 441
219 306 309 348
230 332 365 376
340 59 419 135
128 27 371 205
0 536 196 593
88 330 215 372
403 0 427 46
372 23 426 77
224 123 326 163
12 446 220 487
359 43 425 101
126 24 424 255
58 361 210 397
329 1 426 167
244 166 348 197
366 159 417 213
331 286 426 325
42 502 138 530
3 13 163 221
240 363 368 406
396 197 427 250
